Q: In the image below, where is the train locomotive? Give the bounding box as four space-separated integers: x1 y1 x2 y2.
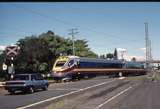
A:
52 56 145 81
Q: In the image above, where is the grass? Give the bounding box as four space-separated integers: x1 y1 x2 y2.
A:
154 72 160 80
126 75 147 81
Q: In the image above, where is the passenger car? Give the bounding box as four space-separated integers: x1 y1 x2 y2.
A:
5 73 49 94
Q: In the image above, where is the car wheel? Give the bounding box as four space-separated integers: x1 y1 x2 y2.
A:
28 87 34 94
42 85 48 91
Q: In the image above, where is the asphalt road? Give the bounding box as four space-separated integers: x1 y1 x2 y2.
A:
0 76 115 109
0 73 160 109
106 79 160 109
32 77 133 109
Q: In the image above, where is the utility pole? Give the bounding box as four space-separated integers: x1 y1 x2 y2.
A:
68 28 78 56
149 39 152 61
144 22 152 70
145 22 149 64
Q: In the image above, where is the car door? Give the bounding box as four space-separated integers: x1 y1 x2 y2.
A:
31 74 39 89
36 74 44 89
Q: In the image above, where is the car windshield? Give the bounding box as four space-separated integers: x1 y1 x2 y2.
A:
13 75 29 80
56 61 66 67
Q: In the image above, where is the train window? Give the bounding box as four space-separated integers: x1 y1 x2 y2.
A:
68 60 74 67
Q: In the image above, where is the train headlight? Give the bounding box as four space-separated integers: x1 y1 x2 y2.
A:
58 72 62 76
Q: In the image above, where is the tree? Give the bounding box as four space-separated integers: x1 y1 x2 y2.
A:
113 48 118 60
0 52 6 78
16 36 48 72
131 57 136 62
75 39 97 58
99 54 106 59
15 30 97 73
106 53 114 59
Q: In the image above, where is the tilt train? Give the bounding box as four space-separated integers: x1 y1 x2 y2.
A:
52 56 146 81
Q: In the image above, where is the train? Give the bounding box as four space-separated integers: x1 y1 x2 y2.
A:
52 55 146 81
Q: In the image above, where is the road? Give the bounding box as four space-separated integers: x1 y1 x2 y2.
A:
0 73 160 109
0 76 115 109
106 79 160 109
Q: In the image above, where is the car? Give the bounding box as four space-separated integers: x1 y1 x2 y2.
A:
5 73 49 94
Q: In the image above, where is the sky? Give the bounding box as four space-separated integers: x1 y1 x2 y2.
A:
0 2 160 60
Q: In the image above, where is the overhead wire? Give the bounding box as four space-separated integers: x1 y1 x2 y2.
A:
9 4 140 43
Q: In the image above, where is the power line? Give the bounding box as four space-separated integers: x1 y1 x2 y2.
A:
9 4 139 43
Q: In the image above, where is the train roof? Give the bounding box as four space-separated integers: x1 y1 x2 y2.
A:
79 57 123 63
60 55 123 63
67 55 80 59
125 61 144 64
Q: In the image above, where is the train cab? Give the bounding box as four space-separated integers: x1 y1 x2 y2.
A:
52 56 79 81
53 56 69 72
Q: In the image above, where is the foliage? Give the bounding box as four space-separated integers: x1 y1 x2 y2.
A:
106 53 114 59
131 57 136 62
0 52 5 70
113 48 118 60
75 39 97 58
99 48 118 60
1 30 98 74
0 52 6 78
99 54 106 59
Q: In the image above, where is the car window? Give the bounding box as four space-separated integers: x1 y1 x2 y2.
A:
13 75 29 80
31 75 36 80
35 74 43 80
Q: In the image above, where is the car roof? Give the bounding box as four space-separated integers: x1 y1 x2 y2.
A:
15 73 41 76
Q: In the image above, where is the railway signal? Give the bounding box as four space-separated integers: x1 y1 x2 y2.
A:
5 45 20 59
4 45 20 79
2 63 7 71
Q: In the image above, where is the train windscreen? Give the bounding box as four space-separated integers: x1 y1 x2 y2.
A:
55 61 66 67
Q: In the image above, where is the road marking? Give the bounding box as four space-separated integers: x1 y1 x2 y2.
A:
17 79 116 109
48 88 80 91
94 86 132 109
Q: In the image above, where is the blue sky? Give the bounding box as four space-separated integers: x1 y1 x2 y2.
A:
0 2 160 59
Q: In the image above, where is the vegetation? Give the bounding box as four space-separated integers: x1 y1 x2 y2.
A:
131 57 136 62
99 48 118 60
0 53 6 79
113 48 118 60
0 30 98 77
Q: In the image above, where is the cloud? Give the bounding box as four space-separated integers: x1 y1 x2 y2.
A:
124 55 145 61
139 47 146 52
117 48 127 52
116 48 145 61
0 45 6 51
